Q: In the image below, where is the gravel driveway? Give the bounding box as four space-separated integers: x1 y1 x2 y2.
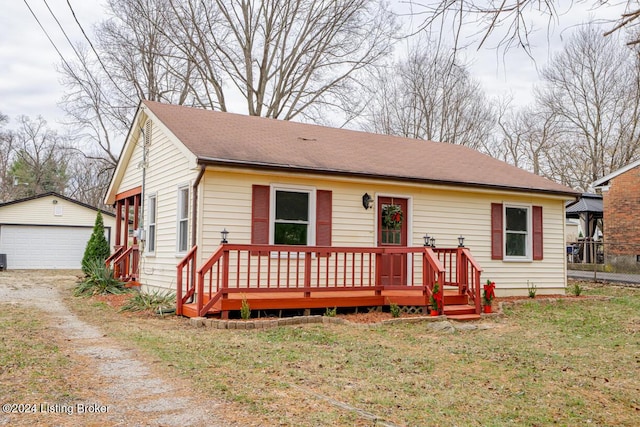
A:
0 270 230 427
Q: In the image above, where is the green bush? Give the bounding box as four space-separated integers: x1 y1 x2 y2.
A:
390 302 401 318
81 211 111 275
74 259 126 297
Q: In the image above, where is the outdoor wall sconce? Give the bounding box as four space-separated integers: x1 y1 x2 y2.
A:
220 228 229 244
423 233 431 247
362 193 374 210
430 237 436 248
458 235 465 247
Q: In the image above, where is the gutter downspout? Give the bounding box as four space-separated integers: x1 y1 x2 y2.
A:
191 164 206 248
188 164 206 303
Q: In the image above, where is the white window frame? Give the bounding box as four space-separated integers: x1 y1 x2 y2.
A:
176 186 189 254
146 193 157 255
503 204 532 261
269 185 316 247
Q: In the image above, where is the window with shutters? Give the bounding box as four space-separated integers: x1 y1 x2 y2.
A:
271 187 315 245
492 203 543 261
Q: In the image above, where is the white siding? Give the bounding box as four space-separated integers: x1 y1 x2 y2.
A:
124 120 198 291
0 195 115 230
198 169 569 295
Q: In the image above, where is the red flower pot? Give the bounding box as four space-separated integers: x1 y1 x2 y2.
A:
483 305 492 314
430 310 439 316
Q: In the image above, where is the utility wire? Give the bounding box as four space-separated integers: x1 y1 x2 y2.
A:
64 0 133 103
30 0 129 130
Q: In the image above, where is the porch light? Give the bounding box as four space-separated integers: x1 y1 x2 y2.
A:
220 228 229 244
430 237 436 248
458 235 465 247
362 193 374 210
423 233 431 247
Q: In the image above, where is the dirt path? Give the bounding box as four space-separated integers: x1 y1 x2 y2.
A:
0 270 233 427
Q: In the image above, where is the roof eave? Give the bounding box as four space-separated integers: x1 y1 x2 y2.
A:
197 157 579 198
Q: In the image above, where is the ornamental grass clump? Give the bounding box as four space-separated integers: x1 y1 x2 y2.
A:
119 289 176 314
74 259 126 297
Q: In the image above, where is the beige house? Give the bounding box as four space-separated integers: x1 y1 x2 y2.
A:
105 101 578 317
0 192 115 269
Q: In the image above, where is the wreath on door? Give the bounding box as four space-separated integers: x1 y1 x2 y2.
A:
383 204 404 229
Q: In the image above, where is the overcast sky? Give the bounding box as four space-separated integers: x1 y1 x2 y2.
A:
0 0 627 132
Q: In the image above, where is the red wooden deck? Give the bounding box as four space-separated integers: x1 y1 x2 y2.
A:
177 244 483 320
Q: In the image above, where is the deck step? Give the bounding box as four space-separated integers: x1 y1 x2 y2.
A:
444 294 469 305
443 304 477 316
446 313 482 322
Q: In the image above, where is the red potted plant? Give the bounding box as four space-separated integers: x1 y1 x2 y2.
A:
430 282 442 316
483 280 496 313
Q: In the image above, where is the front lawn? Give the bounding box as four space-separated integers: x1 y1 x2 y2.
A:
68 282 640 426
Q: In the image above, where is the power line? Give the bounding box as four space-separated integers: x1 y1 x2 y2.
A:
64 0 133 102
23 0 130 130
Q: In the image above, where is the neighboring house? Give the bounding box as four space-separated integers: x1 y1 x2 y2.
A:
592 160 640 272
0 192 115 269
105 101 578 318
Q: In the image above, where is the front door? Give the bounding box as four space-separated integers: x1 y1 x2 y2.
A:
378 197 408 286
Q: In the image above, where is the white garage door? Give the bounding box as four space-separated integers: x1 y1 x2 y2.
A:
0 225 94 269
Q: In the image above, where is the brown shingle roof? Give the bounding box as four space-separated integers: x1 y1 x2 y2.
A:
142 100 577 196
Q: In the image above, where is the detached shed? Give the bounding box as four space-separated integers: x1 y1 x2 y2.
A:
0 193 115 269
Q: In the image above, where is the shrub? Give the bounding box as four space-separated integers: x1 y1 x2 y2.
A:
74 259 126 296
120 289 176 314
82 211 111 275
240 298 251 320
527 281 537 298
324 307 337 317
571 283 583 296
389 302 401 318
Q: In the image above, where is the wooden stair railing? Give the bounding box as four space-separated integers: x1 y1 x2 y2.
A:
105 245 124 278
105 245 139 282
196 245 227 317
423 247 446 313
176 245 198 316
457 248 483 314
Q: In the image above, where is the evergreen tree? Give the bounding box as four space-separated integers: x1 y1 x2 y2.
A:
82 211 111 274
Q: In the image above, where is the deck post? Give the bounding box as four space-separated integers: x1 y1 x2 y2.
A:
221 247 230 309
304 252 312 298
375 252 382 295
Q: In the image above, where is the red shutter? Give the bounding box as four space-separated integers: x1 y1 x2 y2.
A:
316 190 332 254
491 203 503 260
251 185 270 246
532 205 543 260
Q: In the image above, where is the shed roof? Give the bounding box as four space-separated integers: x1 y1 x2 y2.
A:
141 101 577 197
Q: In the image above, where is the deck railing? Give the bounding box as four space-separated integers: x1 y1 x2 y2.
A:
177 244 460 318
457 248 483 314
176 245 198 316
106 245 139 282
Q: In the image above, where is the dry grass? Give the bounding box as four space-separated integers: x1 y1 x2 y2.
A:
63 280 640 426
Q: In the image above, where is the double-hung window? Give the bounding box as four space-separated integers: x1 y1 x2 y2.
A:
273 189 312 245
177 186 189 253
504 205 531 259
147 194 157 254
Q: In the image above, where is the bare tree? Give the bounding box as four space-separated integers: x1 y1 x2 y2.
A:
0 113 15 202
534 25 640 190
362 40 495 148
6 116 70 199
160 0 398 122
407 1 640 53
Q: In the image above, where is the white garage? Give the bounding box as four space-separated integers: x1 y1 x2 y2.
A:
0 193 115 270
